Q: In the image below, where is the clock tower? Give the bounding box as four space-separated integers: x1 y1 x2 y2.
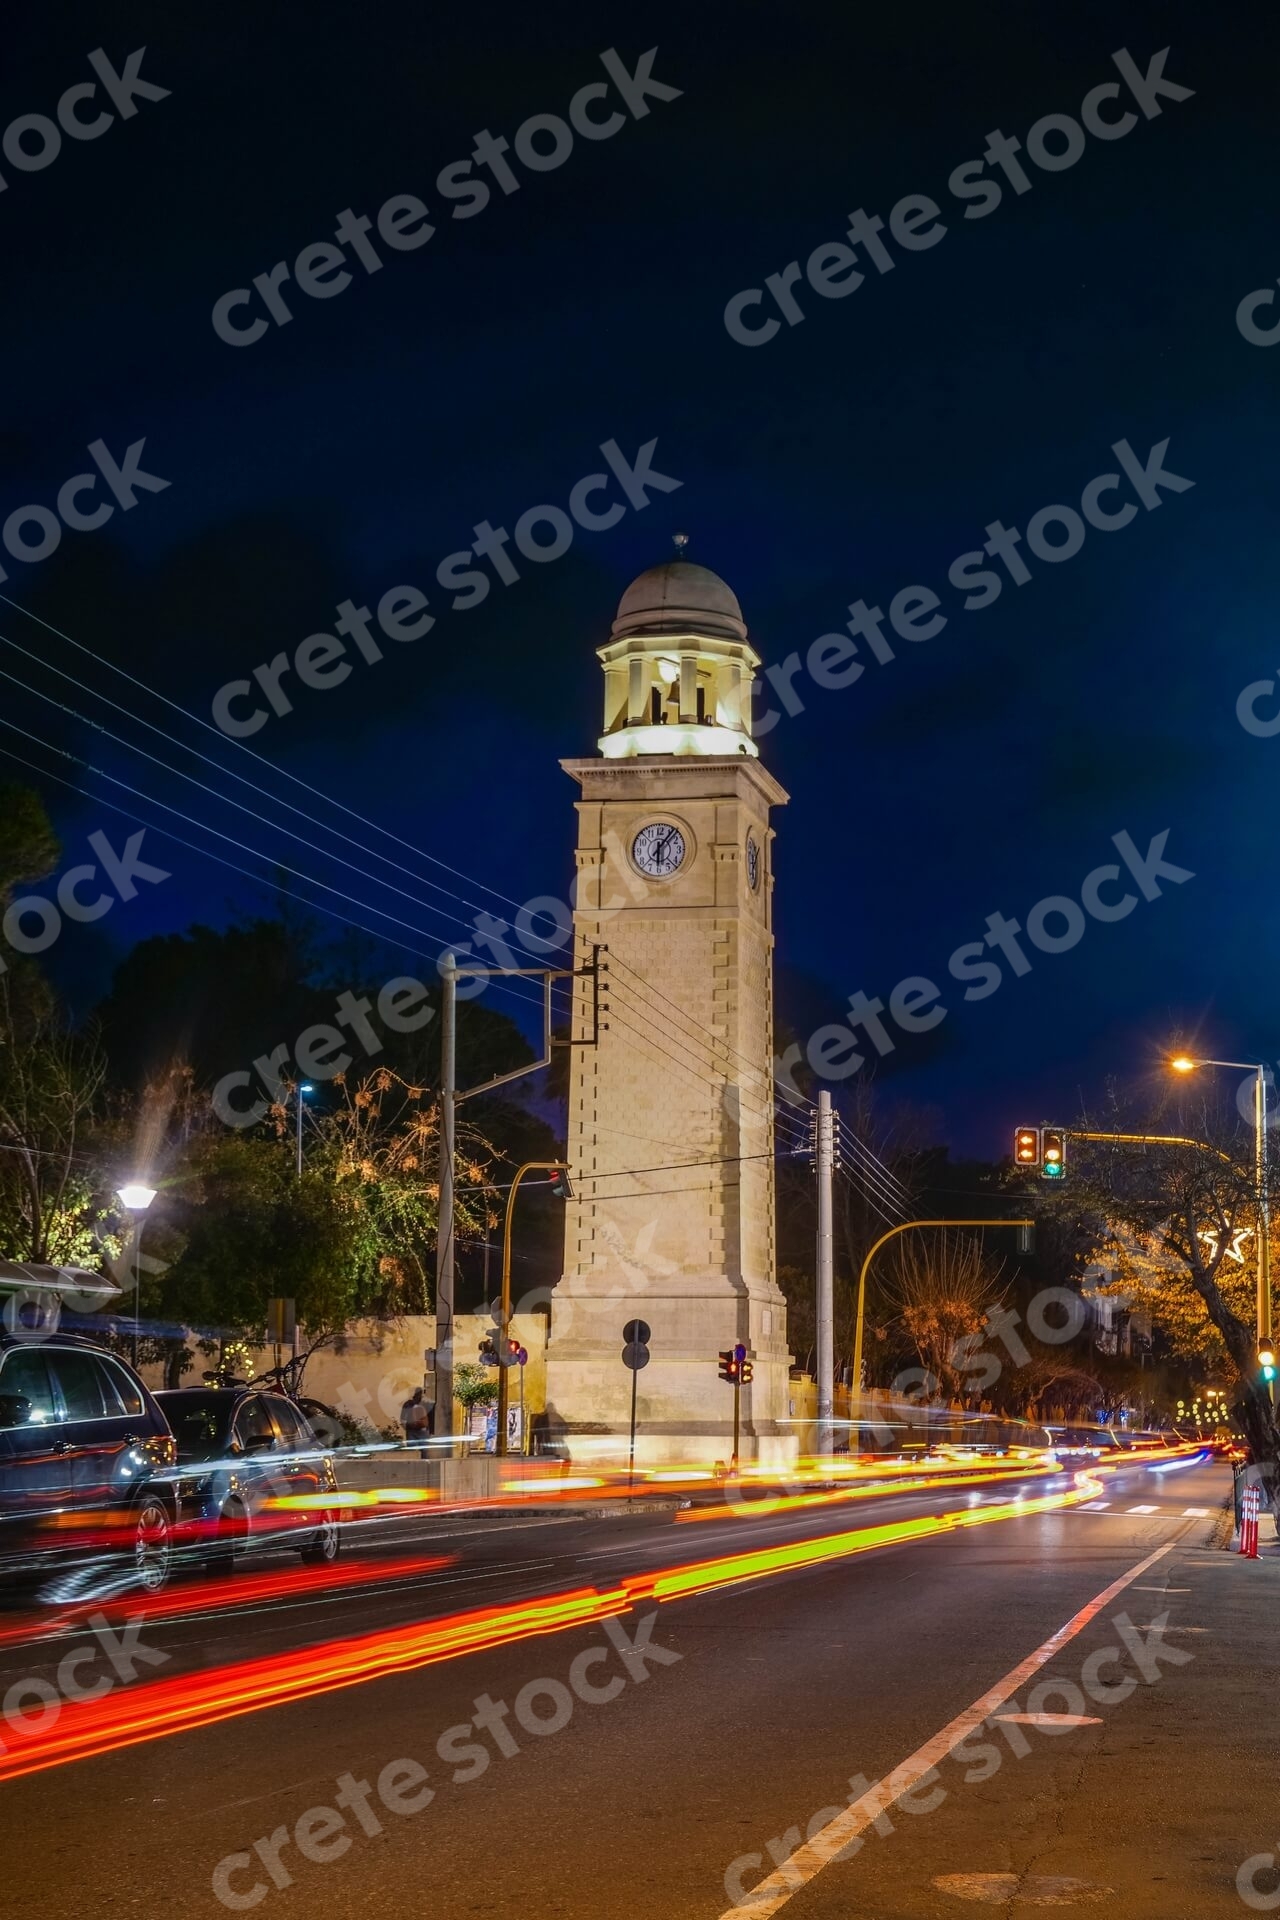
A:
545 553 794 1465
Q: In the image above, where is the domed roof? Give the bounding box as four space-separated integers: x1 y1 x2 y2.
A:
611 560 747 643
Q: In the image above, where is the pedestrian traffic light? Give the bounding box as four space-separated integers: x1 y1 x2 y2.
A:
1260 1341 1276 1383
1014 1126 1040 1167
718 1349 740 1383
548 1165 575 1200
1041 1128 1066 1180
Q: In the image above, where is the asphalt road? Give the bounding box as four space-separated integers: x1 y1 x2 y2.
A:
4 1455 1266 1919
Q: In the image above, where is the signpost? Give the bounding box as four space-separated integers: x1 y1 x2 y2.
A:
621 1319 650 1486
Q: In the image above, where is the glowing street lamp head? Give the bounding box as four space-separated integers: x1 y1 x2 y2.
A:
117 1183 157 1211
1169 1056 1197 1074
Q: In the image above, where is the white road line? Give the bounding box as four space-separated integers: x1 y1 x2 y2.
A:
1080 1501 1111 1510
1182 1507 1212 1517
1126 1504 1159 1514
717 1539 1178 1920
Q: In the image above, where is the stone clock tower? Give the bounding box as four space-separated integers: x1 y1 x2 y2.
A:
545 555 794 1465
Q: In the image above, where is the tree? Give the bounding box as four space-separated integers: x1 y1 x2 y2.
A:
1061 1084 1276 1466
0 970 108 1264
888 1233 1007 1405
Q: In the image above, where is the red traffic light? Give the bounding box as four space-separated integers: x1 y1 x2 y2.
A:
718 1349 740 1384
1014 1126 1040 1166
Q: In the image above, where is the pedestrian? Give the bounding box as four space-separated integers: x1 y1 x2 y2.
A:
401 1386 430 1456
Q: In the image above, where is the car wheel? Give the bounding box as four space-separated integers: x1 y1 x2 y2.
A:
133 1495 172 1594
299 1512 340 1565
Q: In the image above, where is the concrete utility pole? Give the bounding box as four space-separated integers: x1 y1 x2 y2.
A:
816 1091 834 1458
434 954 457 1440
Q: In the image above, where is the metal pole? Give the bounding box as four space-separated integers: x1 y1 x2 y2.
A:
816 1091 834 1457
520 1360 527 1457
732 1377 741 1472
628 1364 638 1487
1257 1068 1273 1400
296 1085 304 1178
497 1168 524 1457
435 955 457 1444
131 1215 143 1370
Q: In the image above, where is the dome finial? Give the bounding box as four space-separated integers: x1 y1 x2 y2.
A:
672 530 688 556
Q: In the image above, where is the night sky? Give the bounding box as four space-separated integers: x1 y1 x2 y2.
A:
2 0 1277 1154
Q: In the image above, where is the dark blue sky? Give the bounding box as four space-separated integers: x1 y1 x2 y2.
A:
2 0 1276 1153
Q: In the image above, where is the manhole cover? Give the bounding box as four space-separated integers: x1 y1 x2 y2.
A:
934 1874 1113 1906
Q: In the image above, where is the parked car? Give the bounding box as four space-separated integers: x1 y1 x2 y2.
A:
0 1332 177 1593
155 1387 342 1568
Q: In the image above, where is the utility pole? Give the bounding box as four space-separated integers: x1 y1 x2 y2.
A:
1255 1069 1272 1387
433 946 599 1452
435 954 457 1442
815 1091 834 1457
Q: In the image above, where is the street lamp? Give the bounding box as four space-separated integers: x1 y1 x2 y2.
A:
116 1183 156 1369
295 1082 313 1177
1167 1054 1272 1389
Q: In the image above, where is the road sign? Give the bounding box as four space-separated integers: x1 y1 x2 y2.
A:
622 1319 650 1371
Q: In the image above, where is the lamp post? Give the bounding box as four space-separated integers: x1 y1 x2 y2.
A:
1169 1055 1272 1386
117 1183 157 1369
295 1081 314 1177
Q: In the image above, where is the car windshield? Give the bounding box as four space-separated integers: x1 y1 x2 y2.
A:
156 1392 233 1463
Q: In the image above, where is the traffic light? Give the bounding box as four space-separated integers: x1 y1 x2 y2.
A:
478 1335 498 1365
718 1349 740 1384
1260 1341 1276 1383
740 1358 754 1384
1014 1126 1040 1168
548 1166 575 1200
1041 1128 1066 1180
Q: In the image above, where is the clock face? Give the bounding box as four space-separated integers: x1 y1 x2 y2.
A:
746 833 761 891
632 822 687 878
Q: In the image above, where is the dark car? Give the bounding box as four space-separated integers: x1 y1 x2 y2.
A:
155 1387 343 1568
0 1332 177 1593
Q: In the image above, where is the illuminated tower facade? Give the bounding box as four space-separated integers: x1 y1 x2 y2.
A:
544 555 794 1464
